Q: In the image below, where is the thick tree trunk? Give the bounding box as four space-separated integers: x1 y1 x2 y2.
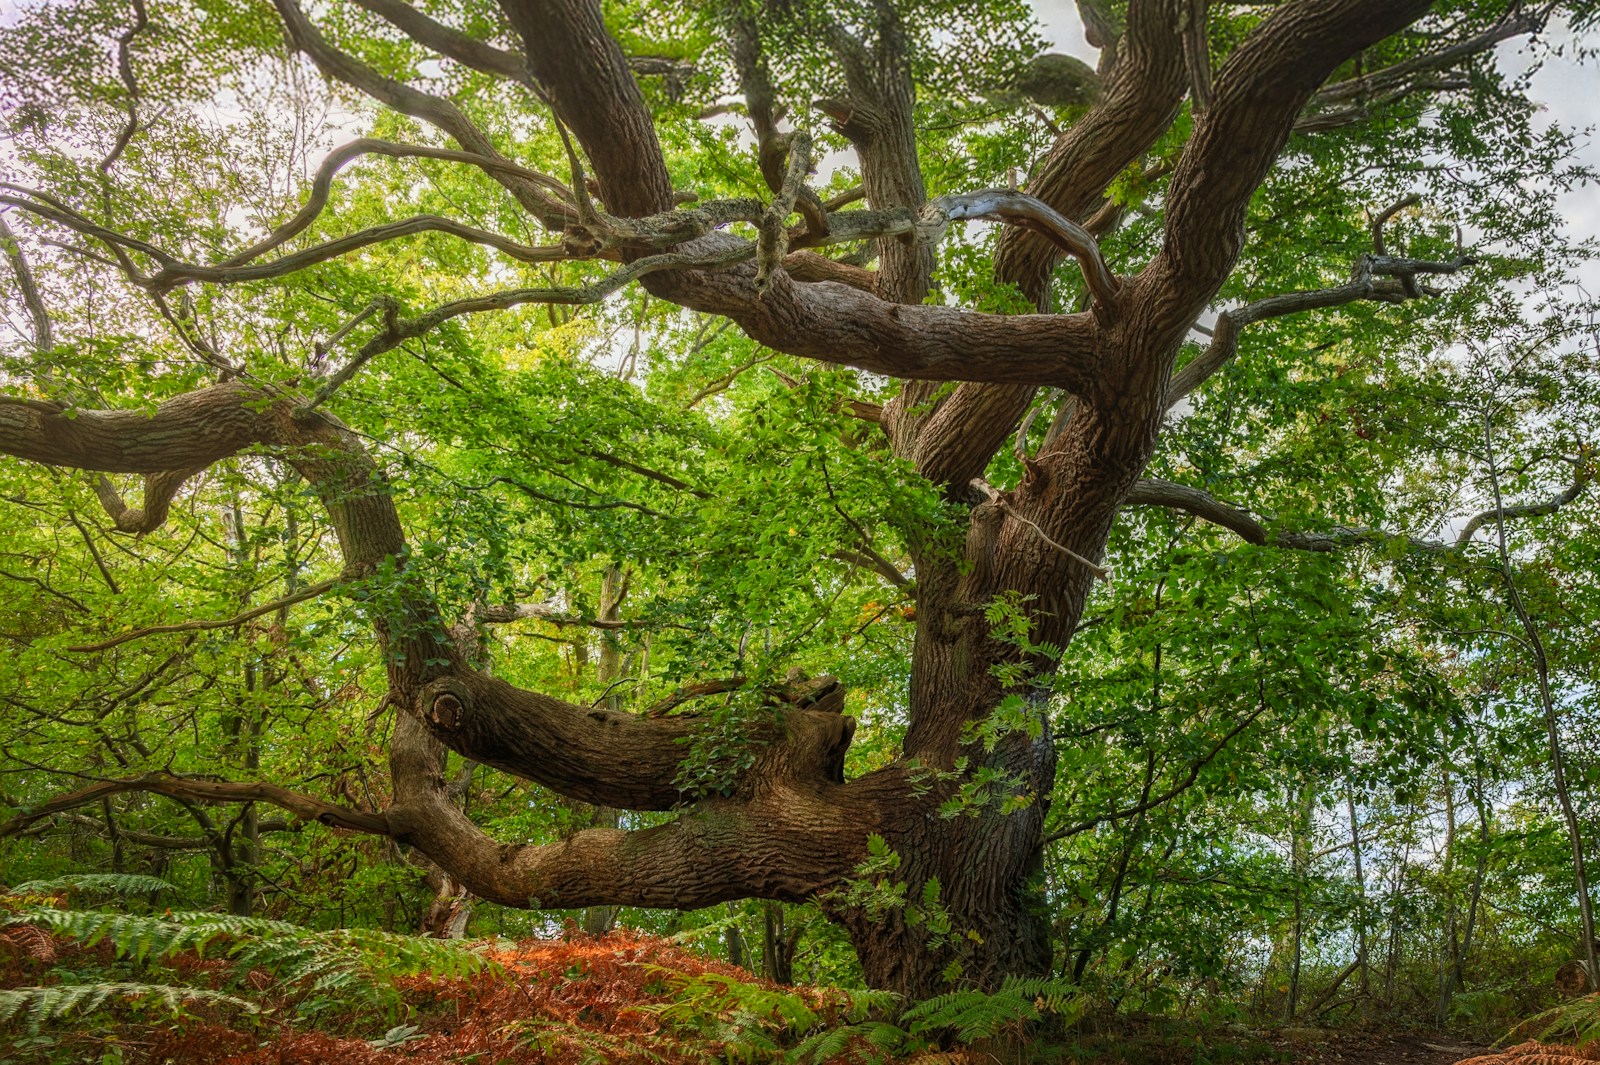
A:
829 729 1056 997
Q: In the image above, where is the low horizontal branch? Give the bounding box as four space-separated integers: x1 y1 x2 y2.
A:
0 773 391 841
53 812 298 850
1124 462 1590 554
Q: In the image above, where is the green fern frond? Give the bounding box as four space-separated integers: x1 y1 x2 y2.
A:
788 1021 915 1064
10 873 176 897
7 904 498 1008
1525 993 1600 1047
900 975 1085 1042
0 982 256 1033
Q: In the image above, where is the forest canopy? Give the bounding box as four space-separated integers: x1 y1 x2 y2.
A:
2 0 1600 1025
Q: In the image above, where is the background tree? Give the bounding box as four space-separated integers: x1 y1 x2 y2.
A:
1 0 1597 1001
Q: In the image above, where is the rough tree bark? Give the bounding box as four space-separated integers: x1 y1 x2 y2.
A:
1 0 1561 997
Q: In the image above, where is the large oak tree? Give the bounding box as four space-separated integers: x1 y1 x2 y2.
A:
1 0 1593 995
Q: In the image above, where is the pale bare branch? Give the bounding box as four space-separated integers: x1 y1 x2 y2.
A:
928 189 1121 308
1166 250 1475 406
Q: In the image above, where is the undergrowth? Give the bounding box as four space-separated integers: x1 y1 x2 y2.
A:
0 874 1093 1064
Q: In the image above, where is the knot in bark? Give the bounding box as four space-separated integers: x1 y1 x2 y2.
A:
420 678 473 732
561 224 606 257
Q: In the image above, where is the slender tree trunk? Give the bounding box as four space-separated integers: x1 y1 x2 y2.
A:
1073 753 1156 981
99 796 124 874
223 499 259 917
1383 833 1411 1008
724 902 748 969
762 902 799 984
1348 791 1370 995
1435 768 1459 1028
1286 782 1313 1021
1484 410 1600 983
1449 761 1492 1016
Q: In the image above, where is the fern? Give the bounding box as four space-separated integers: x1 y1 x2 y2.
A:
5 904 499 1021
515 1017 670 1064
642 969 909 1063
0 983 256 1033
787 1020 915 1064
10 873 176 897
899 975 1086 1043
1522 993 1600 1047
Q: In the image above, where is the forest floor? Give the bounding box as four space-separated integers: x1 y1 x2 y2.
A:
1055 1021 1494 1065
1258 1029 1489 1064
2 915 1586 1065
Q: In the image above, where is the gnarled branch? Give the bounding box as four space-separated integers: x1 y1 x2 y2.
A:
91 469 203 535
927 189 1121 308
272 0 574 227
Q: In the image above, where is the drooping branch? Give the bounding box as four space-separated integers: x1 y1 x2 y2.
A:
0 187 176 272
0 213 53 352
928 190 1121 308
0 772 393 840
971 478 1110 579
